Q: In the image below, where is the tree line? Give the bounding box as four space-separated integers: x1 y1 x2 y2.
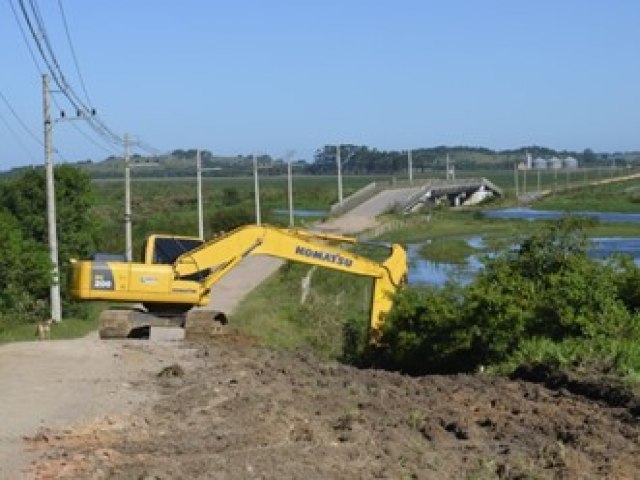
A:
7 145 635 180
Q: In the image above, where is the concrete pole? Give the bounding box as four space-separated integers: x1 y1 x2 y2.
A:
537 168 541 193
408 149 413 184
253 154 261 225
514 163 519 198
124 133 132 261
196 149 204 240
336 144 343 204
42 74 61 322
288 159 294 227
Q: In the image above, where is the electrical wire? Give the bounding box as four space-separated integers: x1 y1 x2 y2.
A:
11 0 162 158
0 89 43 147
0 109 39 162
56 0 92 106
7 0 43 73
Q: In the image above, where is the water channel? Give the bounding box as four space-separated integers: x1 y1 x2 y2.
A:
410 209 640 286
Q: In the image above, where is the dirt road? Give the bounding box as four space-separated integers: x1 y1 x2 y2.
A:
0 330 195 478
26 337 640 479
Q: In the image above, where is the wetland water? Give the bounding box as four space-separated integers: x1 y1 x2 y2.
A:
411 208 640 285
484 208 640 223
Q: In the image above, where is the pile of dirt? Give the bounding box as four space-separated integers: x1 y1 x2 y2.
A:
28 340 640 479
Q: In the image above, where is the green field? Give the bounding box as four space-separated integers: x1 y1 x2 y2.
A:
91 175 382 256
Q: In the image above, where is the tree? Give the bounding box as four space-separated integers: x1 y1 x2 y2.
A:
0 165 98 318
0 210 50 323
582 148 598 165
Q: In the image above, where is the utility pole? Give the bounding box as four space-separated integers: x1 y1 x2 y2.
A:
42 74 61 322
123 133 133 261
408 149 413 184
196 149 203 240
287 157 294 227
336 144 343 204
253 153 261 225
514 163 519 198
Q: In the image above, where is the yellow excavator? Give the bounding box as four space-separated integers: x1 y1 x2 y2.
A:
70 224 407 340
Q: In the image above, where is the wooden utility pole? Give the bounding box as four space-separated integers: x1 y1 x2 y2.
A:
42 74 61 322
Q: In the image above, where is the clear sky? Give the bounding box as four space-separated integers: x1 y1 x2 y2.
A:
0 1 639 169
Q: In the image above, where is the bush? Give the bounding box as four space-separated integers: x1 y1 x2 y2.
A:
209 206 265 233
378 218 640 379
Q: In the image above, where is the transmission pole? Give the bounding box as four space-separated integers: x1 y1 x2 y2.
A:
408 149 413 184
124 133 132 261
336 144 343 204
253 154 261 225
42 74 61 322
288 158 294 226
197 149 204 240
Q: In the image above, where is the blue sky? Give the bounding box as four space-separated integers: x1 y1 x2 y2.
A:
0 1 639 169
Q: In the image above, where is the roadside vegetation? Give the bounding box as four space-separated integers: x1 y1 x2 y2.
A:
378 218 640 381
0 166 98 341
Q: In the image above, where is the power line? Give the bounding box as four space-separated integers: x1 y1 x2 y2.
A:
0 89 43 146
19 0 122 145
11 0 161 158
0 109 38 162
7 0 43 73
57 0 91 106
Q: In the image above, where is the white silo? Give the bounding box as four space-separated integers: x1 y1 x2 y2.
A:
533 157 547 169
563 156 578 169
548 157 562 169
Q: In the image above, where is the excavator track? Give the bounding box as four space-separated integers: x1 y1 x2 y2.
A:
184 310 228 341
98 308 227 340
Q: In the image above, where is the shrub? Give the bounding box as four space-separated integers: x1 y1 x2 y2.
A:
378 218 640 379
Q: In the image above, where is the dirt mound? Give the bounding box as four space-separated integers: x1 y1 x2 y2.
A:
29 341 640 479
512 363 640 418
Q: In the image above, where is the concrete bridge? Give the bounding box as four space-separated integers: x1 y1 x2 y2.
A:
400 178 503 212
327 177 502 222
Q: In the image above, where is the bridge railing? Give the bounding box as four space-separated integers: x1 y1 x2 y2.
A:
329 182 379 217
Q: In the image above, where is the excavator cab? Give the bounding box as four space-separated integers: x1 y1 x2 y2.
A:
141 235 203 264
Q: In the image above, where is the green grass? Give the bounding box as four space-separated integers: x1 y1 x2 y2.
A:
0 315 99 344
535 176 640 212
231 262 373 359
418 237 477 264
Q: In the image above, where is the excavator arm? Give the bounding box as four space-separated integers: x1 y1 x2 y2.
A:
172 225 407 331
